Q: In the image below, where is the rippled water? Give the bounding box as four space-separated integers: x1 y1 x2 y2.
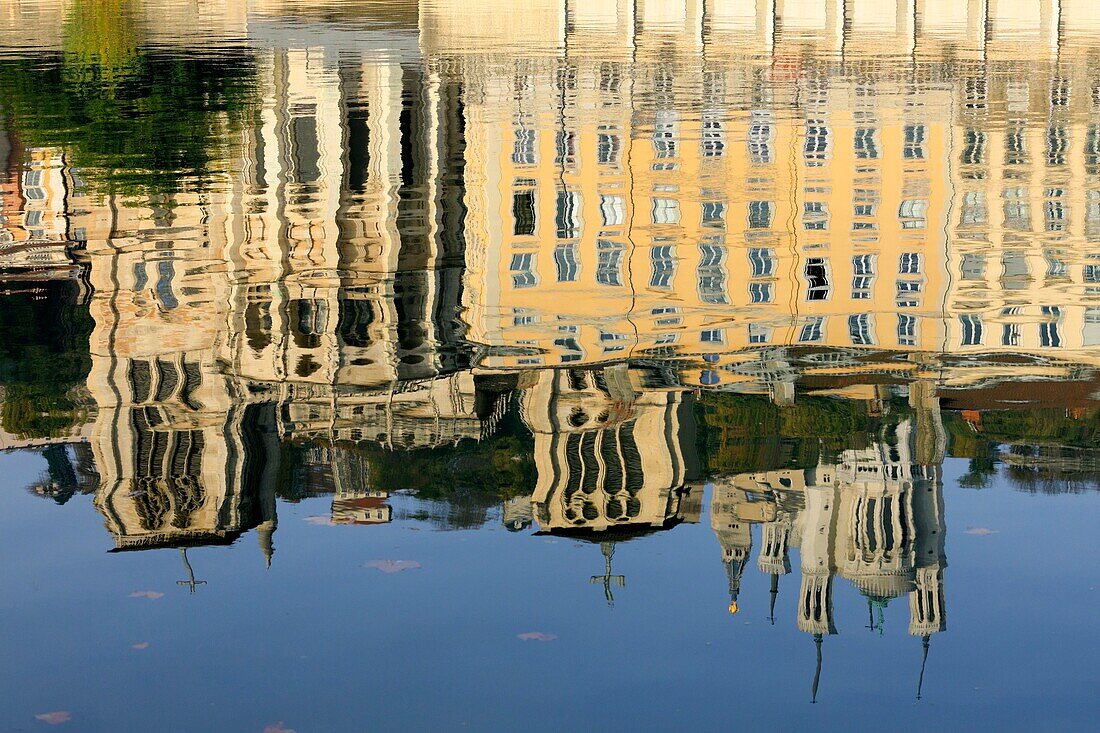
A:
1 1 1099 730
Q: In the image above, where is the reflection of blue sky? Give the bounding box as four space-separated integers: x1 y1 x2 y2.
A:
1 450 1097 731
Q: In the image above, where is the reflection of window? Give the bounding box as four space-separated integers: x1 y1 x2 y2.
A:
805 258 830 301
854 128 878 159
701 329 724 343
600 195 624 227
702 202 725 228
903 124 925 159
804 120 830 165
555 130 577 167
597 133 621 165
512 127 536 165
156 260 178 310
554 244 579 282
897 314 917 346
799 316 825 343
749 282 773 303
596 240 624 286
653 118 677 158
852 254 875 276
748 201 773 229
133 262 148 290
698 242 727 304
961 253 985 280
960 191 987 225
1002 323 1020 347
650 245 675 288
1044 190 1067 232
749 248 775 278
652 198 680 225
513 189 536 236
701 115 724 157
1046 126 1067 166
959 314 984 346
848 314 874 345
1084 307 1100 346
748 323 770 343
1005 122 1027 165
899 199 927 229
1002 187 1031 232
803 201 828 230
962 129 986 165
510 252 537 288
748 113 773 164
1040 306 1062 347
1044 250 1067 278
899 252 921 275
556 190 582 238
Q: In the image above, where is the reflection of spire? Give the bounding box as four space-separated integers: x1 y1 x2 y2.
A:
916 635 931 701
258 522 274 569
768 573 779 625
589 542 625 606
811 634 824 704
176 548 207 594
865 597 886 636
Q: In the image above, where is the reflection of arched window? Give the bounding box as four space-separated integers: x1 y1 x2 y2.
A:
289 299 328 349
337 299 375 348
245 300 272 353
156 260 178 309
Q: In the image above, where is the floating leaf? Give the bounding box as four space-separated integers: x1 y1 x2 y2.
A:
365 560 421 574
129 591 164 600
965 527 997 535
131 642 149 650
34 711 71 725
517 632 557 642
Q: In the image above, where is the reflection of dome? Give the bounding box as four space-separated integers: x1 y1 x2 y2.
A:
850 573 913 601
505 518 531 532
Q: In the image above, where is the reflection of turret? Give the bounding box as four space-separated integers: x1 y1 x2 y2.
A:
502 495 533 532
521 367 701 535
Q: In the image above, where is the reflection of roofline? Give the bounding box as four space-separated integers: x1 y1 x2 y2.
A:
108 530 242 552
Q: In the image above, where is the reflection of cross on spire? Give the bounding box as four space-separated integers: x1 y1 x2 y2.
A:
176 548 207 594
916 635 931 701
589 542 625 606
811 633 824 704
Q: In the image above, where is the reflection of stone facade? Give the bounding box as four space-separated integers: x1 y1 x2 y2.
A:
709 417 947 641
520 366 702 534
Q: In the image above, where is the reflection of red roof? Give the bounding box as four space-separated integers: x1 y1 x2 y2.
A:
334 496 386 510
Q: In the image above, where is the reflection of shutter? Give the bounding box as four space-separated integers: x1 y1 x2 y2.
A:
130 361 152 403
601 429 624 494
620 421 644 494
182 361 203 408
155 360 179 402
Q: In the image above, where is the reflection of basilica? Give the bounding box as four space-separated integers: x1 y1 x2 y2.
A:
710 415 947 700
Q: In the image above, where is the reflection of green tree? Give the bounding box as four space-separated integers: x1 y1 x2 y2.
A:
0 0 257 197
0 283 92 439
695 393 873 474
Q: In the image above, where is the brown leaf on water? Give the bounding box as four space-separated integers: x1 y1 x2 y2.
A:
365 560 421 574
129 591 164 600
517 632 557 642
965 526 998 535
34 711 72 725
131 642 149 650
263 723 297 733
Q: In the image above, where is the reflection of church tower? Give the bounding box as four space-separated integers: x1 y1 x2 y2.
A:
797 478 838 637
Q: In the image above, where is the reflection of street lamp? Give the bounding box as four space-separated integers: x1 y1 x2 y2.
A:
916 635 931 701
589 542 625 606
176 548 207 594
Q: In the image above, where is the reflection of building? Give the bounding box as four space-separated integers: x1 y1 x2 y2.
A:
708 411 947 699
519 366 702 534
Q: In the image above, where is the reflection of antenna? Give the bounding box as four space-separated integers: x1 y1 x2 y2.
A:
916 635 931 701
589 542 625 606
811 633 824 704
176 548 207 594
